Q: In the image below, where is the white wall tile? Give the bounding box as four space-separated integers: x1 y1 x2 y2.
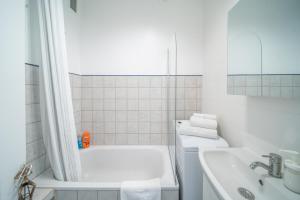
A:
82 88 93 99
150 77 162 88
93 111 104 122
139 100 150 110
104 111 116 122
25 66 33 85
138 77 150 88
293 87 300 97
116 99 127 111
127 99 139 111
127 122 139 134
280 75 293 87
184 76 198 87
82 76 93 87
150 134 161 145
270 75 281 87
104 122 116 133
138 111 150 122
26 122 42 143
150 88 162 99
93 88 104 99
150 100 162 111
94 123 104 133
115 77 128 88
94 134 105 144
176 76 185 88
116 134 128 145
150 111 162 122
150 122 161 134
127 88 139 99
184 88 197 99
103 77 116 87
116 88 127 99
93 100 103 110
93 76 103 87
127 111 138 122
293 76 300 86
103 100 116 111
81 122 93 132
281 87 293 98
246 76 259 87
116 111 127 122
82 100 93 111
138 122 150 133
139 88 150 99
116 122 127 134
104 88 116 99
104 134 116 144
127 77 138 87
82 111 93 122
270 87 281 97
139 134 150 145
128 134 139 145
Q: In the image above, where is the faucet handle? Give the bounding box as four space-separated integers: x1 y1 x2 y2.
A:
262 153 282 163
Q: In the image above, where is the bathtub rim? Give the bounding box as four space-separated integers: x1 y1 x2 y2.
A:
34 145 178 190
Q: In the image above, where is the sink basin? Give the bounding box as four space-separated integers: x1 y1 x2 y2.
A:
199 148 300 200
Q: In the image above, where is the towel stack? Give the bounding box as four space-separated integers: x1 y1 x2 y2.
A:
178 113 218 139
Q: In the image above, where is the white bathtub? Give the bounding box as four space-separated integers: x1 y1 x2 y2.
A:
34 145 177 190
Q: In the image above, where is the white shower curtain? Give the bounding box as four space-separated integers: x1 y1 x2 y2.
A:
37 0 81 181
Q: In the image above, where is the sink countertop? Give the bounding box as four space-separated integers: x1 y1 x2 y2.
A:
199 147 300 200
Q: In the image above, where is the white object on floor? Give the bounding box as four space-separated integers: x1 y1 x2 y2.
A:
121 178 161 200
176 122 228 200
178 121 218 139
190 116 217 130
193 113 217 120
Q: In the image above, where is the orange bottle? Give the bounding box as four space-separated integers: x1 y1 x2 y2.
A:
82 130 91 149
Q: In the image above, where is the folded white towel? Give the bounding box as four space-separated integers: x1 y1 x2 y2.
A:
190 116 217 130
121 178 161 200
178 121 218 139
193 113 217 120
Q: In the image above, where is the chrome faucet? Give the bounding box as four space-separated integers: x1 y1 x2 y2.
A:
249 153 282 178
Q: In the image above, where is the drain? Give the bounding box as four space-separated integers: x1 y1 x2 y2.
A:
237 187 255 200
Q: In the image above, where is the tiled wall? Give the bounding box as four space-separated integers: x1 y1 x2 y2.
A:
56 189 178 200
69 73 82 135
69 75 202 145
228 74 300 97
26 69 202 175
25 64 50 178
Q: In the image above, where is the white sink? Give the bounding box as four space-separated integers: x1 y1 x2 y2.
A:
199 148 300 200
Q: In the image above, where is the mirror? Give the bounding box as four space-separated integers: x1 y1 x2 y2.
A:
227 0 300 97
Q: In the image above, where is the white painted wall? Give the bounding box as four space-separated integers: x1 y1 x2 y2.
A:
78 0 204 75
25 0 81 74
63 0 82 74
26 0 42 66
0 1 26 199
202 0 300 153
